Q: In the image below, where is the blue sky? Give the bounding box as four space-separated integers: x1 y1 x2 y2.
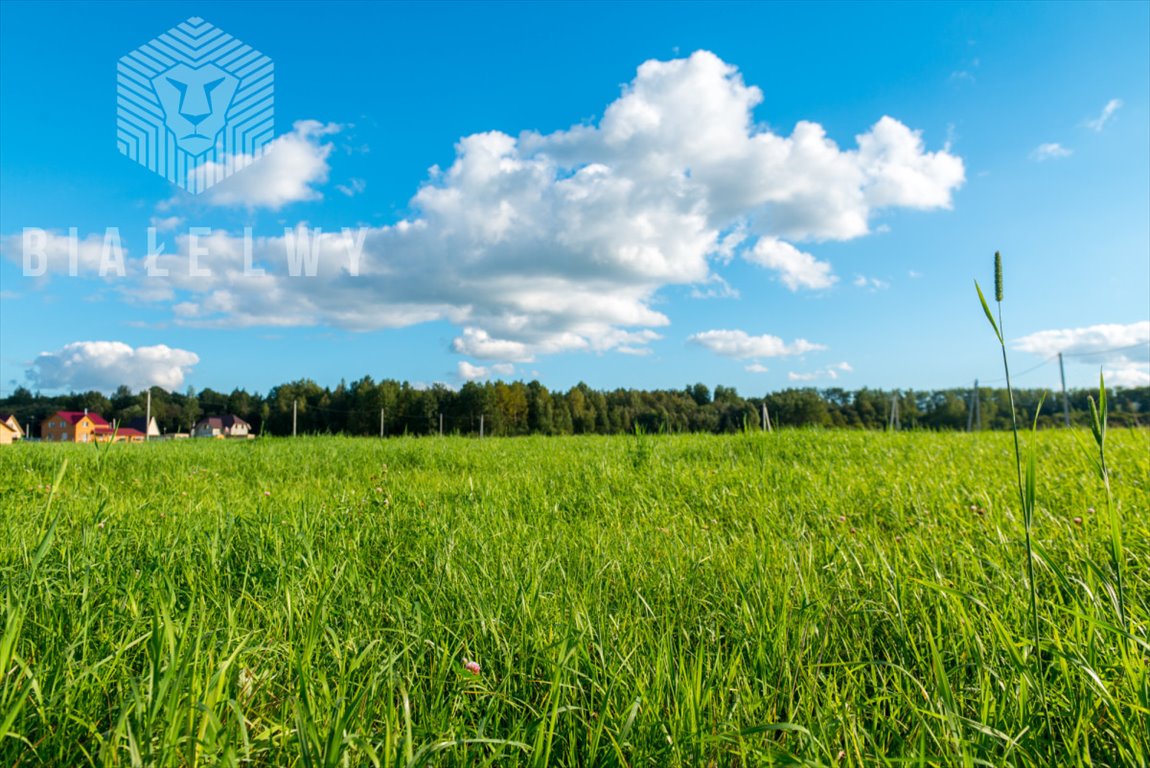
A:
1 1 1147 397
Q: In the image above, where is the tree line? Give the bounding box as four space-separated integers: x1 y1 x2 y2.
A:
1 379 1146 437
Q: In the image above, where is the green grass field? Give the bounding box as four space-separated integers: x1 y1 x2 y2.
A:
2 430 1147 766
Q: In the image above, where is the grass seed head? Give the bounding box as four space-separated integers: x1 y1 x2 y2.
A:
994 251 1003 302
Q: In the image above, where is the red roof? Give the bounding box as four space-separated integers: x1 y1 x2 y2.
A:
92 426 144 437
53 411 110 426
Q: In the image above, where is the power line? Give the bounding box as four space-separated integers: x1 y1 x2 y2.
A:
979 355 1057 385
1060 341 1150 358
976 340 1150 385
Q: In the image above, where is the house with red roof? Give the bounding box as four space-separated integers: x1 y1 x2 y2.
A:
41 410 108 443
93 425 146 443
40 410 146 443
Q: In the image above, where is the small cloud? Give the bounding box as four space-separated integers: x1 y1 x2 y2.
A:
451 327 534 362
745 362 769 374
690 274 740 299
949 54 979 85
787 361 852 382
149 215 184 232
1031 143 1072 161
745 238 837 291
457 360 514 381
908 270 923 279
689 329 825 359
336 178 367 197
852 275 889 291
1085 99 1122 132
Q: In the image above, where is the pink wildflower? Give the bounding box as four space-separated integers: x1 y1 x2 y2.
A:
462 657 481 675
1073 516 1083 526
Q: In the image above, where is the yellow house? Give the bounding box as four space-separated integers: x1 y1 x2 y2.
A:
0 413 22 445
41 410 108 443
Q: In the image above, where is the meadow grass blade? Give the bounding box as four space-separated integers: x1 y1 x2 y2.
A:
1088 371 1127 638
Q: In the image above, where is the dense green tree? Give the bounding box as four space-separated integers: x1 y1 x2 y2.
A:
3 381 1146 438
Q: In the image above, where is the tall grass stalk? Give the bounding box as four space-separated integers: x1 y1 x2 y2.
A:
975 252 1050 739
1087 372 1128 638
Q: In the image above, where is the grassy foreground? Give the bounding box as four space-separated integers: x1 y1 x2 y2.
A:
1 431 1147 766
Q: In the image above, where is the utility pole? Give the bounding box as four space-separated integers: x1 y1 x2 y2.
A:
975 384 981 431
145 389 151 442
479 414 484 439
292 399 298 437
1058 352 1071 427
761 402 772 433
889 392 900 431
380 408 385 438
439 413 443 436
967 379 977 432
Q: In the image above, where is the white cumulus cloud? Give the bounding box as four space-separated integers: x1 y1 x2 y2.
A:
26 341 200 392
1014 321 1149 387
1013 321 1149 358
189 120 340 210
11 51 963 364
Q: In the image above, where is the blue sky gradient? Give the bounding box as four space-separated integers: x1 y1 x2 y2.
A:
1 1 1147 396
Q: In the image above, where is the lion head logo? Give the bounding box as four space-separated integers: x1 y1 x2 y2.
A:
152 63 239 156
117 18 274 193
